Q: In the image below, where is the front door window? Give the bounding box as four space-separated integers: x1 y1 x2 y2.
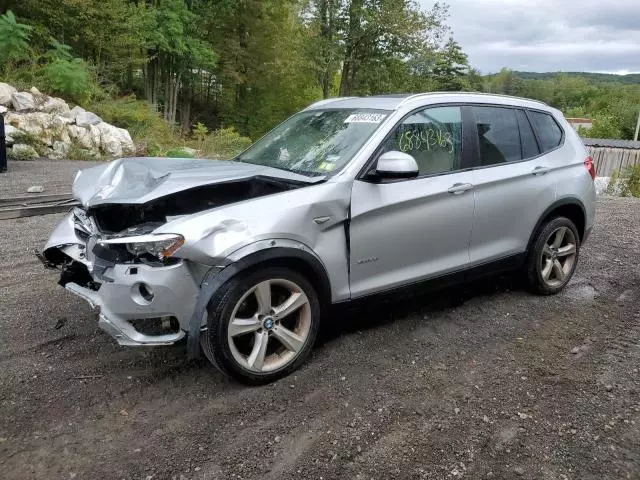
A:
380 106 464 176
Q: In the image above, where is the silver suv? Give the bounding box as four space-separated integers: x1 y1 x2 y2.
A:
41 93 596 384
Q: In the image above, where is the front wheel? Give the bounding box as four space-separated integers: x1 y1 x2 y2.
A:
200 267 320 385
526 216 580 295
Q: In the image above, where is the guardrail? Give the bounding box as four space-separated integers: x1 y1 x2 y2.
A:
0 193 78 220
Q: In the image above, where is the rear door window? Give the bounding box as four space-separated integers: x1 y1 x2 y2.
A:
470 106 523 166
528 111 563 152
517 109 540 158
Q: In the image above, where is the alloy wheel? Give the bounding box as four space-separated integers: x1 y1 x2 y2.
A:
540 226 577 287
227 278 312 372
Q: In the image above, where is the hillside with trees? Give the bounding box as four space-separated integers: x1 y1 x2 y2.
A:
0 1 638 159
484 69 640 140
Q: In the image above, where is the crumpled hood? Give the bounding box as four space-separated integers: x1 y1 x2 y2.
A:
73 157 322 207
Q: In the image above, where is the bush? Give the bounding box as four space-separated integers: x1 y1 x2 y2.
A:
91 96 175 153
10 131 48 155
40 58 96 104
66 140 101 161
197 128 252 159
164 147 196 158
0 11 32 75
606 165 640 197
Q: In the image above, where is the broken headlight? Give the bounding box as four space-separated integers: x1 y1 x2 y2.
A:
100 233 185 260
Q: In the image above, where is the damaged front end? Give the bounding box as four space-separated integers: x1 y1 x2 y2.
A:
40 158 313 347
40 206 201 346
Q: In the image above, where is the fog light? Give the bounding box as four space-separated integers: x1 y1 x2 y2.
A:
132 282 154 305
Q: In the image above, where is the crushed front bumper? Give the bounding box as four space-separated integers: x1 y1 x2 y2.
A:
42 212 205 347
64 261 199 346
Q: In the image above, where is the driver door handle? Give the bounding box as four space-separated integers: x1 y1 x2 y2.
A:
532 166 549 176
448 183 474 194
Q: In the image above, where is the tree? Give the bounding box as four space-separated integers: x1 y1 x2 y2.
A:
305 0 342 98
143 0 217 129
581 114 622 139
431 37 469 91
486 67 515 95
0 10 33 75
41 38 95 103
338 0 448 96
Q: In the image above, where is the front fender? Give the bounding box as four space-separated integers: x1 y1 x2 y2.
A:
43 211 80 253
185 244 332 359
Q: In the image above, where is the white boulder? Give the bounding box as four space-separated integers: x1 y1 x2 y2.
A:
11 144 39 160
41 96 70 115
68 105 85 119
75 110 103 127
68 125 96 150
88 124 102 148
0 83 16 106
0 83 135 160
4 124 20 145
11 91 36 111
96 122 135 156
50 141 71 160
6 112 50 142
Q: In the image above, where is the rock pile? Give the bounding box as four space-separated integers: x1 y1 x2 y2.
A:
0 83 135 160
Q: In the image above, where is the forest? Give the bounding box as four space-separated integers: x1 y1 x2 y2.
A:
0 0 638 158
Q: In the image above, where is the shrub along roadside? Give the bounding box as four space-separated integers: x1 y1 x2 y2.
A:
91 96 252 160
605 165 640 197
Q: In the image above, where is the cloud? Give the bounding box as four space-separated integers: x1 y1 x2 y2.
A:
420 0 640 73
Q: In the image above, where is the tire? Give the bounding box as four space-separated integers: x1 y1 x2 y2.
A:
200 266 321 385
526 216 580 295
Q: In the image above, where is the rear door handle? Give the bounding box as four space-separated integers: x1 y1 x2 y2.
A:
448 183 474 194
532 166 549 176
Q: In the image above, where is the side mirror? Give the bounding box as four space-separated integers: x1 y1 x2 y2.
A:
372 150 419 180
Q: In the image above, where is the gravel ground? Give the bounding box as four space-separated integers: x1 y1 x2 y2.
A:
0 159 101 196
0 164 639 479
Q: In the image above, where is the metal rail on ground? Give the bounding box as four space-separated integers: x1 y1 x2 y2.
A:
0 193 78 220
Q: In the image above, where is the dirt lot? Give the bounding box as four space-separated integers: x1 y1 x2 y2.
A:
1 161 639 479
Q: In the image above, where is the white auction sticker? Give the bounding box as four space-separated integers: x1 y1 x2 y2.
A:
344 113 387 124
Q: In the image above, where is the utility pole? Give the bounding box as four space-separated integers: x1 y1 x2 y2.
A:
634 109 640 142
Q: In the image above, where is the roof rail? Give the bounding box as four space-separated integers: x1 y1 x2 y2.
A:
397 91 548 108
304 97 358 110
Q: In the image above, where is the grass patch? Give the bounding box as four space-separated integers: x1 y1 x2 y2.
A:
164 147 196 158
194 128 251 159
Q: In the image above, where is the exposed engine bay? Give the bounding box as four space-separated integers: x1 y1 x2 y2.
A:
89 176 303 234
41 175 306 290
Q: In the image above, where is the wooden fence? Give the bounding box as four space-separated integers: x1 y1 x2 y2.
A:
587 146 640 177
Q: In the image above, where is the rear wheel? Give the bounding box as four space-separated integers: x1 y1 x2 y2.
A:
526 216 580 295
200 267 320 384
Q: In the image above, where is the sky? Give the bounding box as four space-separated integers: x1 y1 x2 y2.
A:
420 0 640 74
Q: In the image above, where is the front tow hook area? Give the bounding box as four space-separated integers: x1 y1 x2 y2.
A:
34 249 58 270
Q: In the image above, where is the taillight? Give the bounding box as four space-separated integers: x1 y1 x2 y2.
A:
584 156 596 180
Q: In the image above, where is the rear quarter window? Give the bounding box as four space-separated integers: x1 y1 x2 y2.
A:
528 111 563 152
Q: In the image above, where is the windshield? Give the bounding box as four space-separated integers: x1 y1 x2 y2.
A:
236 109 390 176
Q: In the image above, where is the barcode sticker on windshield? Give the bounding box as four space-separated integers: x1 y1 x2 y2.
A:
344 113 386 124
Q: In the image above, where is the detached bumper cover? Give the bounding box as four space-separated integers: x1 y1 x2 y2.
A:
64 260 199 346
44 212 202 346
65 283 184 346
